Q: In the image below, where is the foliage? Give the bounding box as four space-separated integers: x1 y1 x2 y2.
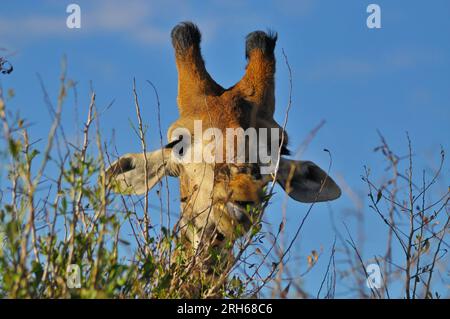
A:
0 62 447 299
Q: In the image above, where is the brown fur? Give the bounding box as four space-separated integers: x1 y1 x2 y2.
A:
171 25 282 252
106 22 341 297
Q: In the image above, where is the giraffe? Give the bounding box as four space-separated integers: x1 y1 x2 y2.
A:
106 22 341 295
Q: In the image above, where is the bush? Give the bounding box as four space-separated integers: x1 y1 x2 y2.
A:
0 61 447 299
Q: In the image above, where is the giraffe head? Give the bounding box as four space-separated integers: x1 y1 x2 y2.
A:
106 22 341 255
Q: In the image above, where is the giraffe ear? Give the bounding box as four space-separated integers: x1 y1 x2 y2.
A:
276 158 341 203
106 148 180 195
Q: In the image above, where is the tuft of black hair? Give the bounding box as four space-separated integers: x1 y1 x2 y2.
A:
171 21 202 51
245 30 277 59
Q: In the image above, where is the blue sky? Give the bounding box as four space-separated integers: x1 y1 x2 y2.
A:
1 0 449 297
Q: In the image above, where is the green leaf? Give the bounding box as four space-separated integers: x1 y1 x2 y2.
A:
31 261 44 286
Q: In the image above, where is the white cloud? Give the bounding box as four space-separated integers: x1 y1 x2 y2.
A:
0 0 317 49
0 0 168 47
